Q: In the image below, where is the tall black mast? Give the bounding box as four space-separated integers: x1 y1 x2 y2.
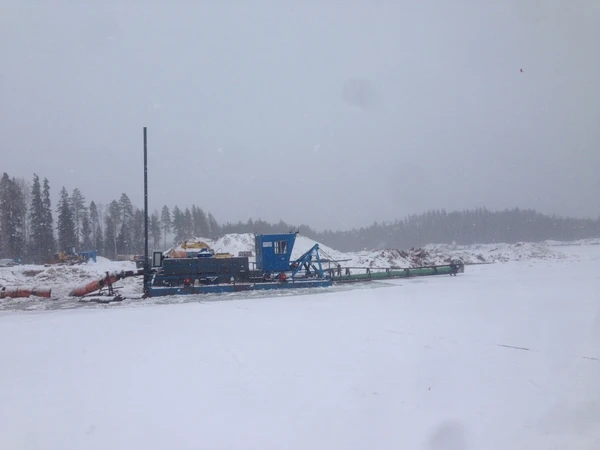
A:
143 127 149 297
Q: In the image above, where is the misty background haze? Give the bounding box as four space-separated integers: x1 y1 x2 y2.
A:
1 0 598 231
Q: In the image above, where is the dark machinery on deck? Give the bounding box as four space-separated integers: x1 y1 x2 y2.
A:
146 232 331 296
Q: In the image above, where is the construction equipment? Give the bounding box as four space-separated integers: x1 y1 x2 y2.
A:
182 240 210 250
0 258 20 267
146 232 332 296
50 248 97 265
68 232 464 300
51 248 82 265
165 240 212 259
78 250 97 263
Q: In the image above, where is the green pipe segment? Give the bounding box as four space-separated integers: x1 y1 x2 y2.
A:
333 265 453 281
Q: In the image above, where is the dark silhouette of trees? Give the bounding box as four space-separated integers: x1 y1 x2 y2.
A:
0 171 597 260
221 207 600 252
0 173 25 259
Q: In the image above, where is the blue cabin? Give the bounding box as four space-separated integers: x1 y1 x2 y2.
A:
78 250 97 263
255 233 297 273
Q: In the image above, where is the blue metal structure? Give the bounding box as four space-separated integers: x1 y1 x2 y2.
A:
255 233 297 272
147 279 332 296
290 244 325 279
78 250 97 263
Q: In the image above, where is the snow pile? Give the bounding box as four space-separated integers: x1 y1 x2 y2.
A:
211 233 257 256
425 242 567 264
290 235 346 260
165 234 253 257
340 247 468 268
545 238 600 247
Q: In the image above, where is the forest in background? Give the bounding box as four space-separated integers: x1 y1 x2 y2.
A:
1 172 599 262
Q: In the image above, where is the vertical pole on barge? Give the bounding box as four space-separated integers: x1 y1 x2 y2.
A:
143 127 150 297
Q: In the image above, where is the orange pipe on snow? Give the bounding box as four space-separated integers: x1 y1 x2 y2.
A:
69 273 119 297
0 286 52 299
68 269 143 297
32 287 52 298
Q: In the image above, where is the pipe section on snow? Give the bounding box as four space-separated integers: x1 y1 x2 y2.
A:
69 270 143 297
0 286 52 299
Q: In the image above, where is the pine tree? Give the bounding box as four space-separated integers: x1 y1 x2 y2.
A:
0 174 25 259
104 215 116 259
107 200 121 257
183 208 193 238
171 206 184 243
160 205 171 248
207 212 220 239
29 174 45 263
150 212 162 249
16 178 31 255
57 187 77 251
192 205 209 237
70 188 86 247
41 178 55 260
118 193 134 254
81 214 92 250
89 201 99 250
95 205 104 256
132 208 144 254
13 177 26 260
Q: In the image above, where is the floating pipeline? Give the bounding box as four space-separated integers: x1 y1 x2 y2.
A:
0 286 52 299
331 264 459 283
69 269 144 297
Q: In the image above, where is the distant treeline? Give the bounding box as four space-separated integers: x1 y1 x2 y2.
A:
222 208 600 252
0 172 221 263
0 171 598 262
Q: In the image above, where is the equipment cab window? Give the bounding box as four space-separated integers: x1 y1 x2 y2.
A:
274 241 287 254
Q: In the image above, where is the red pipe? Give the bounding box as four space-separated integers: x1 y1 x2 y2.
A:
0 287 52 299
69 269 144 297
69 273 119 297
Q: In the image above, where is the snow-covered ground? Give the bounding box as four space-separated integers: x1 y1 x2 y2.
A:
0 241 599 449
0 245 600 450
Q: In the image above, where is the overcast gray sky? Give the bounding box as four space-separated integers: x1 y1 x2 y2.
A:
1 0 599 230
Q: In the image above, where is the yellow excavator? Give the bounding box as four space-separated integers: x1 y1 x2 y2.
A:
166 240 213 258
51 247 85 265
182 240 210 250
182 240 232 258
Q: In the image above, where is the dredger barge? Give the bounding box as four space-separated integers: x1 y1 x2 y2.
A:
67 230 463 301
